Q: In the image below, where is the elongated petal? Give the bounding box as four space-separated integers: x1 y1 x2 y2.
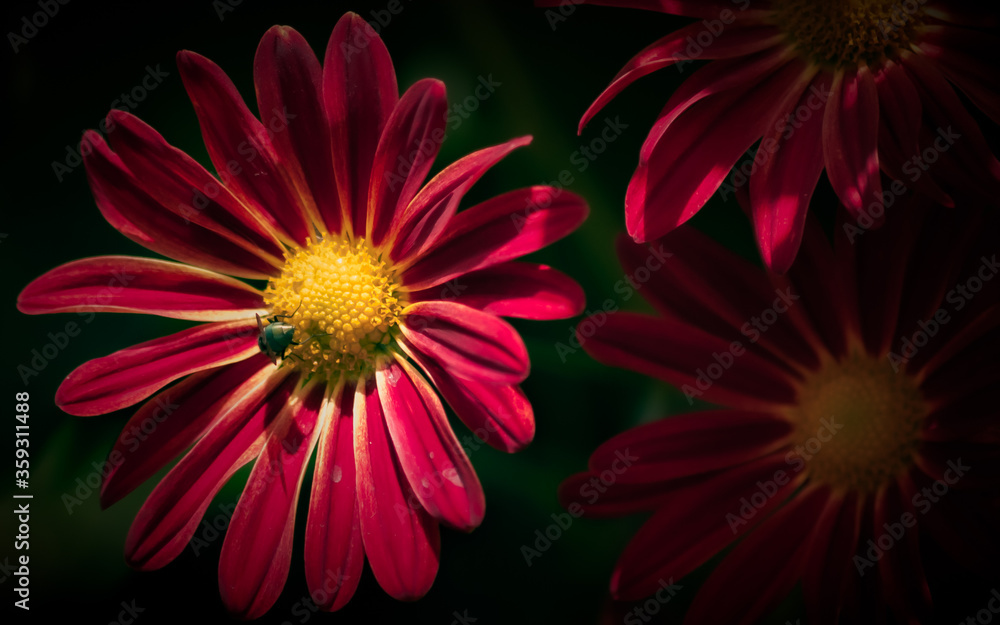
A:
400 341 534 453
368 79 448 245
56 319 261 416
400 301 529 385
83 131 279 279
305 380 364 612
219 381 325 619
579 22 783 132
790 213 860 359
378 355 484 530
580 312 798 409
101 356 273 508
587 410 792 484
822 67 882 218
873 480 931 623
254 25 340 233
125 369 296 570
610 452 805 599
177 50 311 245
105 110 286 261
560 471 693 517
750 68 826 273
802 493 861 625
874 60 952 205
18 256 265 321
389 136 533 262
400 186 588 291
626 57 806 241
901 50 1000 197
354 376 440 600
407 262 584 320
325 12 398 232
919 25 1000 125
682 486 829 624
616 231 820 374
534 0 770 19
642 47 795 161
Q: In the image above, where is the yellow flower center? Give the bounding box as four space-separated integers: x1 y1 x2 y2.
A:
263 235 404 378
783 350 927 494
770 0 927 67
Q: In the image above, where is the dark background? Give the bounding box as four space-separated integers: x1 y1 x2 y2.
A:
1 1 995 623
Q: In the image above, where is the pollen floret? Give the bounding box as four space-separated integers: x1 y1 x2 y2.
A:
264 235 404 377
771 0 927 67
784 350 928 494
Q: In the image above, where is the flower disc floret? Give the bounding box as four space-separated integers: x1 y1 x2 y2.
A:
771 0 928 67
264 236 403 377
784 350 928 493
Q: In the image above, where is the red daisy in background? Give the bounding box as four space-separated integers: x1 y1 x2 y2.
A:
538 0 1000 272
567 196 999 623
18 13 587 619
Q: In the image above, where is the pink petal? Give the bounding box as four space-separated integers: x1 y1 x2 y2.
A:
579 311 798 410
399 301 529 385
534 0 771 19
614 231 821 373
377 355 485 530
918 310 1000 404
901 50 1000 197
640 47 794 162
82 131 280 280
304 380 364 612
354 376 440 600
813 208 866 357
802 493 861 625
254 26 340 233
125 369 297 570
324 12 398 233
388 136 533 263
750 68 826 273
919 25 1000 125
682 486 829 625
177 50 312 245
407 262 584 320
368 79 448 246
399 186 588 291
101 356 273 508
400 342 534 453
56 319 261 416
874 60 953 206
904 472 1000 577
873 480 932 623
610 452 806 599
822 67 882 218
18 256 265 321
105 110 287 261
922 385 995 443
625 57 807 242
586 410 793 484
560 471 691 518
579 22 784 132
219 381 326 619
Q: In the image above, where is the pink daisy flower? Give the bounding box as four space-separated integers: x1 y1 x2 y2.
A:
541 0 1000 272
568 198 999 623
18 13 587 618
